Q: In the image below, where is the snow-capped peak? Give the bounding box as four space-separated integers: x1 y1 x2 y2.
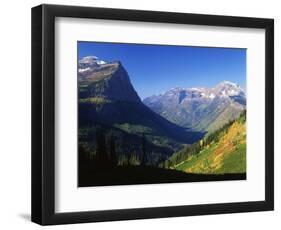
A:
214 81 245 98
169 87 184 92
78 56 107 74
220 81 238 86
79 55 107 65
152 81 245 103
79 56 98 64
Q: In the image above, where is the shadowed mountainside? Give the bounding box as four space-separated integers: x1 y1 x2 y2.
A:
79 57 204 164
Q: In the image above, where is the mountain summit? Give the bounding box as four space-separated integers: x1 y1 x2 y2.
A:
79 55 107 68
213 81 245 98
143 81 246 132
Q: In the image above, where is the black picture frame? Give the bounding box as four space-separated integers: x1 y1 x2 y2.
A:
31 4 274 225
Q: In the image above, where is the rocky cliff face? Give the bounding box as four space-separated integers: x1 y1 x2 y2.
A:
79 57 140 103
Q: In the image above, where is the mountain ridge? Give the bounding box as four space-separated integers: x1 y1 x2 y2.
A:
79 60 141 103
143 81 246 132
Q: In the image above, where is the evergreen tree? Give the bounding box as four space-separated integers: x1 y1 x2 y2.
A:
79 144 88 168
141 133 147 166
109 134 117 167
95 129 107 167
129 152 140 166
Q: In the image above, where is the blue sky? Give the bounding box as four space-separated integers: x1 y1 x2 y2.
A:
78 41 246 99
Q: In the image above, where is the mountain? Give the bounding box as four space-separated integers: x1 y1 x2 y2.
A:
79 56 140 102
164 111 246 175
79 55 107 69
143 81 246 132
78 56 204 165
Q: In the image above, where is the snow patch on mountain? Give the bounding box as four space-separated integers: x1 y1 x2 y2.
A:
78 67 91 73
209 93 216 99
96 60 107 65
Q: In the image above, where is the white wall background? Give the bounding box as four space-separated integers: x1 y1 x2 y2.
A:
0 0 279 229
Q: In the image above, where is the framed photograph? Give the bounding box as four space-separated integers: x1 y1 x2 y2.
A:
31 4 274 225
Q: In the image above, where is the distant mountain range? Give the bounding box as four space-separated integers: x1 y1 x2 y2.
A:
143 81 246 132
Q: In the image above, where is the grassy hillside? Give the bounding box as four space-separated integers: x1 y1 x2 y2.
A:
164 111 246 174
